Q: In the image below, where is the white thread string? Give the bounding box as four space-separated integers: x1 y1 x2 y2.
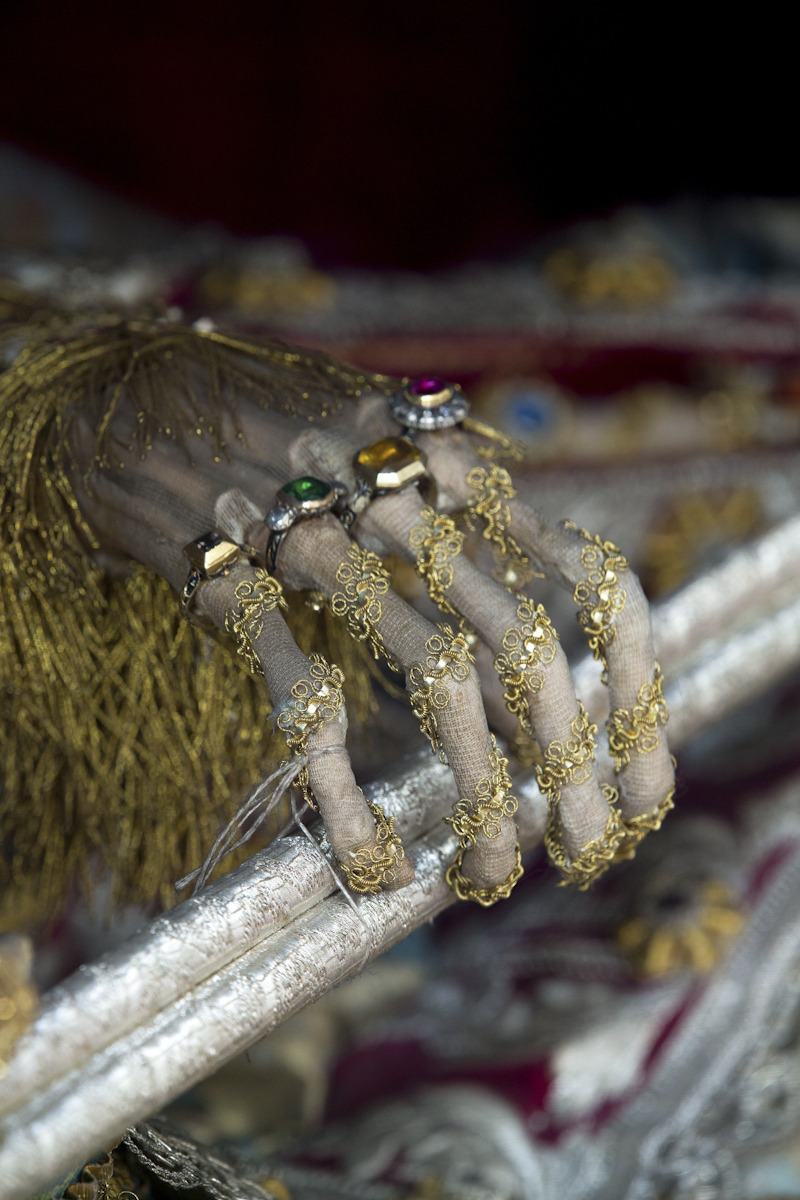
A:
289 795 368 934
176 747 339 895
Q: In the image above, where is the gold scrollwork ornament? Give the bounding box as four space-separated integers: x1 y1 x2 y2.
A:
494 599 559 734
407 626 474 761
339 799 406 894
225 567 288 675
330 544 397 669
563 521 629 676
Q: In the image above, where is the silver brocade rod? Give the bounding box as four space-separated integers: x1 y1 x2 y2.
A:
2 513 800 1200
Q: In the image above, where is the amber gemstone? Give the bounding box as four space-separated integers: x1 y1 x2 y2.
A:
355 436 427 491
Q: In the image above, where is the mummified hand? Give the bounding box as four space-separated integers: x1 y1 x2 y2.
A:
0 305 674 912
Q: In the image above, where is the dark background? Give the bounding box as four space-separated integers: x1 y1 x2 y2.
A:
0 1 792 269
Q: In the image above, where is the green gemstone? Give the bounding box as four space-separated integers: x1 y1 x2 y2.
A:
283 476 330 502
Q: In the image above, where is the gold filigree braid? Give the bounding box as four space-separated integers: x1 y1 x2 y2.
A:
407 626 474 762
563 521 629 678
493 599 559 734
225 568 288 675
339 800 405 894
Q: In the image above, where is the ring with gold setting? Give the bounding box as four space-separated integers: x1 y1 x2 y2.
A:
339 436 429 530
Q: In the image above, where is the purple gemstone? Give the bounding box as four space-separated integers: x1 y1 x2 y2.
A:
410 376 447 396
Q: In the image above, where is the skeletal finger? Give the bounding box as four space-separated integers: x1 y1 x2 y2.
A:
421 431 675 846
274 513 522 902
195 564 413 894
76 450 410 893
357 485 619 880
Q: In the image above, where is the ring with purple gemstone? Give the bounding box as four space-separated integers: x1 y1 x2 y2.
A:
387 375 470 434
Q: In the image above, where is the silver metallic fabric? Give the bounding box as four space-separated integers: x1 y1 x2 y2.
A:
3 515 800 1198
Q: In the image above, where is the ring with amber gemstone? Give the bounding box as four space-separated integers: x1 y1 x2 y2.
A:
181 532 248 625
387 375 469 436
264 476 347 573
339 435 430 531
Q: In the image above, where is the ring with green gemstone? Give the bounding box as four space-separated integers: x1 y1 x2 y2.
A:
265 476 346 572
339 436 430 531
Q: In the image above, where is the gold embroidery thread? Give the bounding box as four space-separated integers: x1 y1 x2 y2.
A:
408 506 467 628
493 599 559 735
330 544 397 669
339 799 405 894
563 521 629 676
607 663 668 773
225 568 288 675
407 626 474 762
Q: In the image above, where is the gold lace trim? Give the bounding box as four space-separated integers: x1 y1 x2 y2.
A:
493 599 559 735
225 568 288 675
339 799 405 894
446 842 524 907
563 521 629 677
444 740 522 906
545 789 626 890
535 701 598 798
615 786 676 861
330 544 397 669
464 464 529 576
408 506 466 628
536 703 624 888
275 655 345 810
407 626 474 762
446 739 517 843
607 664 668 772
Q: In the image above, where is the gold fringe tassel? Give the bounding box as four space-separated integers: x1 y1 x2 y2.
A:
0 301 397 930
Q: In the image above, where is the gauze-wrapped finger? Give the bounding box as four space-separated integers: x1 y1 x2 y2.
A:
75 436 411 898
195 565 412 893
359 486 619 875
421 431 675 849
277 514 522 902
